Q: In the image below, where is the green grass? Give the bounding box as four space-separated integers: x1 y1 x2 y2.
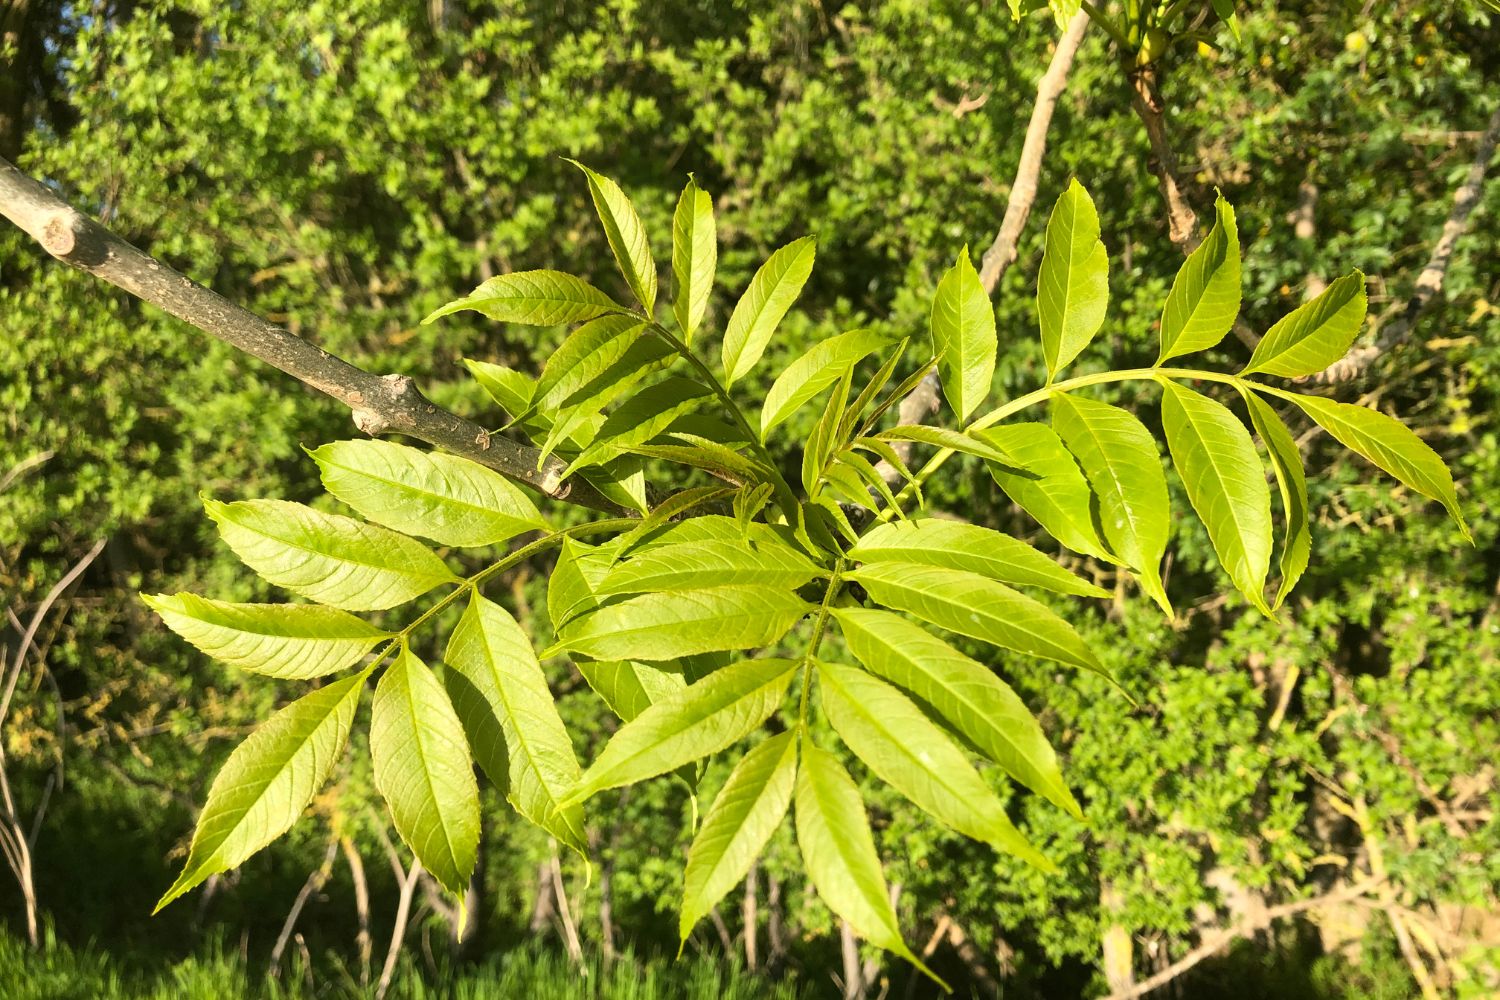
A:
0 928 814 1000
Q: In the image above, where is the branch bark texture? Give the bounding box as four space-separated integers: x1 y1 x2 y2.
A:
0 156 627 514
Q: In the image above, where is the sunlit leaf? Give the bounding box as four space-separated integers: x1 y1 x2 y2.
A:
846 562 1107 676
1037 180 1108 379
563 377 714 476
834 607 1079 817
568 160 657 313
445 596 586 852
1241 272 1366 378
565 658 798 803
722 237 817 386
1050 395 1172 614
205 498 457 611
820 661 1054 868
423 270 622 326
1157 194 1241 363
312 439 548 548
976 422 1114 562
761 328 891 440
1239 389 1311 610
549 587 813 662
931 246 996 421
794 739 942 985
598 538 823 595
371 647 480 895
143 593 388 679
849 519 1108 598
1160 381 1273 615
679 731 797 944
672 177 717 342
153 667 369 912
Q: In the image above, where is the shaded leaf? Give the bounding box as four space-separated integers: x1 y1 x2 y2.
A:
563 377 713 476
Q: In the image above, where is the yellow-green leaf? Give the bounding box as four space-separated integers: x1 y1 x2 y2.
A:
1037 180 1108 379
1157 194 1241 363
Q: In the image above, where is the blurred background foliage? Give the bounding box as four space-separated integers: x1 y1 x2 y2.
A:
1 0 1497 996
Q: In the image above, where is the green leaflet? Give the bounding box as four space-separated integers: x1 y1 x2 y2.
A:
802 368 854 496
1159 381 1273 615
878 424 1014 464
819 661 1054 870
976 423 1115 563
761 328 891 440
627 435 767 486
1157 194 1241 364
533 315 643 409
311 439 548 548
569 160 657 314
930 246 997 421
1239 389 1311 610
597 538 823 595
464 359 537 418
846 562 1107 676
445 595 586 853
576 660 686 723
423 269 622 326
579 456 652 515
1050 395 1173 614
611 486 736 557
540 335 677 464
564 658 798 803
1037 180 1109 379
680 732 797 944
1210 0 1241 40
721 236 817 386
1241 272 1367 378
833 607 1079 817
563 376 714 476
142 593 388 679
1268 389 1471 540
153 666 369 912
372 648 480 897
204 498 458 611
848 519 1109 598
794 740 941 985
672 177 717 342
548 586 813 662
547 536 617 631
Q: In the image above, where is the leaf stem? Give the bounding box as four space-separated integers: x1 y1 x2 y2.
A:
882 366 1249 518
797 559 845 731
645 320 801 510
365 517 640 674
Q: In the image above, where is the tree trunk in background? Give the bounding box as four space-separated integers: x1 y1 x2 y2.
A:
840 920 865 1000
0 0 35 161
742 863 759 972
1101 881 1135 995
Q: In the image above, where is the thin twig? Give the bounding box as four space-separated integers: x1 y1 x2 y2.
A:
1311 105 1500 384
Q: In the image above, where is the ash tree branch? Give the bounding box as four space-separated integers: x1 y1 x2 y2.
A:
0 156 628 515
1311 105 1500 385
